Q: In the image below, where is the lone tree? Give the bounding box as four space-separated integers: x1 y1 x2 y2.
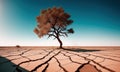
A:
34 7 74 48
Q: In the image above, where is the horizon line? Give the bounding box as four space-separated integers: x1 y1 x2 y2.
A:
0 46 120 48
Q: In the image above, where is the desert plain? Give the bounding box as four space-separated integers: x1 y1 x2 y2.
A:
0 46 120 72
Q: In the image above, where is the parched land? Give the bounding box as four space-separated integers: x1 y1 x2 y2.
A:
0 46 120 72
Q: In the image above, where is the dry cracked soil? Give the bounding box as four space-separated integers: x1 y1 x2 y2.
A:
0 46 120 72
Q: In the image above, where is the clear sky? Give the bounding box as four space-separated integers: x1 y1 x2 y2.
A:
0 0 120 46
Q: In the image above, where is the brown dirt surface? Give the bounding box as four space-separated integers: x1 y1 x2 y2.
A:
0 46 120 72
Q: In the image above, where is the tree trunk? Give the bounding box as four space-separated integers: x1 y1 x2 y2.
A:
56 36 63 48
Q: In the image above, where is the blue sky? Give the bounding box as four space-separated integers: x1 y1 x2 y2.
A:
0 0 120 46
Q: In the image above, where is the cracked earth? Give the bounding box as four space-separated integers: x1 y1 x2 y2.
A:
0 46 120 72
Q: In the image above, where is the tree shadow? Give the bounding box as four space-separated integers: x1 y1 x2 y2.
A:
62 48 101 52
0 56 29 72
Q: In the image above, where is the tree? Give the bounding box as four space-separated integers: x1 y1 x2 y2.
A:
34 7 74 48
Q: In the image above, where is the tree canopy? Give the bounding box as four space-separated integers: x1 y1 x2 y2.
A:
34 7 74 48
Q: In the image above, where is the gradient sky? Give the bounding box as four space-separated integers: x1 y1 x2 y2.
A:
0 0 120 46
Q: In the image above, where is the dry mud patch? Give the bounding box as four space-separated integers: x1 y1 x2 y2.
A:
0 46 120 72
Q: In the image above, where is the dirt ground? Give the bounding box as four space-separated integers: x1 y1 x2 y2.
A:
0 46 120 72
